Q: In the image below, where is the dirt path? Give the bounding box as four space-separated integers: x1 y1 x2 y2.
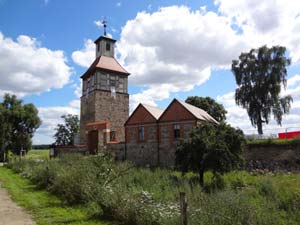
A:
0 183 36 225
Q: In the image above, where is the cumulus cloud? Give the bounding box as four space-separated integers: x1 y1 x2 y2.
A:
74 80 82 98
214 0 300 62
217 74 300 135
116 6 248 109
72 3 300 113
94 20 102 28
33 101 80 144
0 32 72 97
71 39 95 68
287 74 300 88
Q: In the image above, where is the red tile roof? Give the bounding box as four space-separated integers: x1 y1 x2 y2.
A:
81 56 130 79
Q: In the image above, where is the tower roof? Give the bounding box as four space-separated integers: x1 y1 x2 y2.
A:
94 35 116 44
81 55 130 79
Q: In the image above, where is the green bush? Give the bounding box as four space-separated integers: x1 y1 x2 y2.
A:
247 138 300 146
257 178 276 199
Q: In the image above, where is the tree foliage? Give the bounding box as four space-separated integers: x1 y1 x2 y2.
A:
0 94 41 158
175 122 245 187
185 96 227 122
54 114 79 146
232 45 292 134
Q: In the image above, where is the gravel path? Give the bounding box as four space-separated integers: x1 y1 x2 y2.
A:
0 184 36 225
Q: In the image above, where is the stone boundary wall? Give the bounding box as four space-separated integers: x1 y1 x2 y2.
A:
106 143 126 161
244 143 300 171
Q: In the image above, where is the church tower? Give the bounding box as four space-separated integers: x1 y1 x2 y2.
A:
80 29 130 147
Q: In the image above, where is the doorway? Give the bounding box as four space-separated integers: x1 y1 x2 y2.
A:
88 130 98 154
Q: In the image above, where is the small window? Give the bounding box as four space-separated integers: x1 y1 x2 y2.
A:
110 79 116 87
110 131 116 141
138 126 145 141
174 124 180 139
97 43 100 52
106 43 110 51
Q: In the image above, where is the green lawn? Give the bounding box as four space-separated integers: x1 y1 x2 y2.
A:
26 149 50 160
0 167 111 225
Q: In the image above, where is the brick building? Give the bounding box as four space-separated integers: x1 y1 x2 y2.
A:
78 33 219 166
80 34 129 153
125 99 219 166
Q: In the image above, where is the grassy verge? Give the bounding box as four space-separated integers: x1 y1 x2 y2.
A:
0 166 110 225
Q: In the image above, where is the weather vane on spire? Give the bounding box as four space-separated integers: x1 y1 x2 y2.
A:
102 17 107 36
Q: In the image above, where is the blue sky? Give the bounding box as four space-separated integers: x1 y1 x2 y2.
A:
0 0 300 144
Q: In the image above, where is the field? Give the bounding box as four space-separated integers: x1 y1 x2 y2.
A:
26 149 50 160
3 151 300 225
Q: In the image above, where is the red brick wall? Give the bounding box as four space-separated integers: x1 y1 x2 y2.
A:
126 105 157 125
159 100 196 122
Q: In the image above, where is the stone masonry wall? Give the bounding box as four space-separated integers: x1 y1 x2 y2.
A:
125 122 194 167
244 144 300 171
125 124 159 166
80 92 96 144
95 91 129 142
80 90 129 145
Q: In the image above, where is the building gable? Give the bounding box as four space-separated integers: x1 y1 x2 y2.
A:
159 99 197 122
125 104 158 126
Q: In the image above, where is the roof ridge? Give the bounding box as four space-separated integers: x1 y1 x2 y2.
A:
176 98 219 124
141 103 164 120
141 103 163 110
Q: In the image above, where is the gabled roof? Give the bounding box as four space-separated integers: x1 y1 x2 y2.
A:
142 104 164 120
81 55 130 79
125 103 164 125
176 99 219 124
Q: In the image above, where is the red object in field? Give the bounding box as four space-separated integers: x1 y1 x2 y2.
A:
278 131 300 139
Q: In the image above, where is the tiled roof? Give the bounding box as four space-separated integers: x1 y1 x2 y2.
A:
81 56 129 78
176 99 219 124
142 104 164 120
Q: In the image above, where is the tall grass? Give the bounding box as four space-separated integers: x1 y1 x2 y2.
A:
6 155 300 225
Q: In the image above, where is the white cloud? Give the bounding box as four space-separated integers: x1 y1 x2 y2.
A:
33 101 80 144
217 74 300 135
117 6 247 109
116 2 121 7
71 39 95 67
287 74 300 88
72 3 300 113
94 20 102 28
0 32 72 97
74 80 82 98
214 0 300 62
69 99 80 108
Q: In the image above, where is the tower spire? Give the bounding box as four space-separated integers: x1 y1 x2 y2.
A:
102 17 107 36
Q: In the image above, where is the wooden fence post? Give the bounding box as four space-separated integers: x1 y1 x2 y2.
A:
180 192 188 225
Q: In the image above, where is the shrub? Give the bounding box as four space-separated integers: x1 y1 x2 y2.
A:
257 178 276 199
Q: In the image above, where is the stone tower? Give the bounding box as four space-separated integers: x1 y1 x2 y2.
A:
80 35 130 147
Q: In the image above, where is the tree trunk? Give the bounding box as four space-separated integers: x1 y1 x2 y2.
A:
199 169 204 187
257 117 263 135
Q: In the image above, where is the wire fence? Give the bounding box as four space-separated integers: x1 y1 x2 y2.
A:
243 126 300 140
